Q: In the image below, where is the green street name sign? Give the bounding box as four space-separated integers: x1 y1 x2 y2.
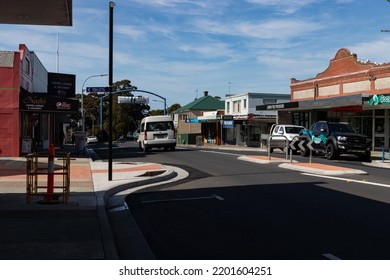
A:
369 94 390 106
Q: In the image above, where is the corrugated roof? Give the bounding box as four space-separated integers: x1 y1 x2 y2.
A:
175 95 225 112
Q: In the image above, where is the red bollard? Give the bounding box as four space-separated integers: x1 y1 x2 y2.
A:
47 144 55 202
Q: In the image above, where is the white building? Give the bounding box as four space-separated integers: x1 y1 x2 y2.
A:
224 92 290 146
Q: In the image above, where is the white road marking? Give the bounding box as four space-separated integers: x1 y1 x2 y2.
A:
302 173 390 188
199 150 241 156
141 194 225 204
323 253 341 260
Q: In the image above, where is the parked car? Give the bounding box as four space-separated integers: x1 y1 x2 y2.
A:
132 131 140 141
127 130 140 140
86 135 98 144
299 121 371 161
137 115 176 152
269 124 305 153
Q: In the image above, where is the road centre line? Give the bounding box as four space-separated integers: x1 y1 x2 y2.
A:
302 173 390 189
141 194 225 204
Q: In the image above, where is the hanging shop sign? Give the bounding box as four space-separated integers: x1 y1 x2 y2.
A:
20 92 78 113
256 101 299 111
47 72 76 97
369 94 390 106
223 120 234 128
186 118 199 123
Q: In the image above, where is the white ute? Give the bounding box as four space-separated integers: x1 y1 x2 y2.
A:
269 124 305 153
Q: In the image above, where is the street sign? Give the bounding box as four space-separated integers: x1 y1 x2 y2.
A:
306 140 314 150
134 96 149 104
118 96 149 104
289 139 299 150
298 140 306 151
297 139 314 151
118 96 134 104
86 87 112 93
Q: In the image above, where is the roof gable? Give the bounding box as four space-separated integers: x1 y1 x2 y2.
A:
176 95 224 112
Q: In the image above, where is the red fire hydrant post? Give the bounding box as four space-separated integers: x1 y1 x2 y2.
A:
47 144 55 202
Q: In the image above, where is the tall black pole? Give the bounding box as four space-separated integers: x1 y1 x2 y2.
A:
108 1 115 181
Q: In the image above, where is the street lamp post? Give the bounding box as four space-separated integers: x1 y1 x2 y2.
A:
108 1 115 181
81 74 108 133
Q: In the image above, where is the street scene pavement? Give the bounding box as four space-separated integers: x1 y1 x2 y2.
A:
0 143 388 259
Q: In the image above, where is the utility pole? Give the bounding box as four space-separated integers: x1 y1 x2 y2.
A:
108 1 115 181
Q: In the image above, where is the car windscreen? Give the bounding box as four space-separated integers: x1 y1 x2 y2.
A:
328 123 356 133
146 121 174 131
285 127 303 134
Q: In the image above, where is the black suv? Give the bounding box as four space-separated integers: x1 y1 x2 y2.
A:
299 121 372 161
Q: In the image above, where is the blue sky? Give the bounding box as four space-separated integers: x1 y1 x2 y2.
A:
1 0 390 110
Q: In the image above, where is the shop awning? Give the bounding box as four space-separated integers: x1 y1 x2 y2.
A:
256 94 371 111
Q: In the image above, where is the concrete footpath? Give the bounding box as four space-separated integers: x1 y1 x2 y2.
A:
0 144 388 259
0 148 178 260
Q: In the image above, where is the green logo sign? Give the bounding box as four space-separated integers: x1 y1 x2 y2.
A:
369 94 390 106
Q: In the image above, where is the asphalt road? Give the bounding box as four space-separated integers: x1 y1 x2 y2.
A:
92 142 390 260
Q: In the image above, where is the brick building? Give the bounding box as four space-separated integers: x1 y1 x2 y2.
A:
258 48 390 150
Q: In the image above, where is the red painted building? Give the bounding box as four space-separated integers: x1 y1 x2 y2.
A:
0 51 20 156
0 44 78 156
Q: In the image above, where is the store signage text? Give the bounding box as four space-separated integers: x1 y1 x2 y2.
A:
223 120 234 128
56 102 71 110
23 95 47 110
266 104 285 109
369 94 390 106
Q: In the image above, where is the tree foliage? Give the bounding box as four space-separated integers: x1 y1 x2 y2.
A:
82 79 149 140
80 79 182 141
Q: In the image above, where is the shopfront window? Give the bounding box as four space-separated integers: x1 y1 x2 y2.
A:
374 117 385 148
292 112 310 128
350 117 371 136
375 118 385 133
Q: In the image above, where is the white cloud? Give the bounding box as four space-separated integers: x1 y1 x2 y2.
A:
125 0 229 16
349 39 390 64
246 0 319 14
115 25 145 40
177 42 235 59
192 18 324 40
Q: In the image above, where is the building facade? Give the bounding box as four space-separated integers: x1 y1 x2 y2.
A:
174 91 225 145
257 48 390 150
0 44 78 156
224 92 290 147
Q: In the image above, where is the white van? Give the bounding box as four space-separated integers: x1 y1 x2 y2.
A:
137 115 176 152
